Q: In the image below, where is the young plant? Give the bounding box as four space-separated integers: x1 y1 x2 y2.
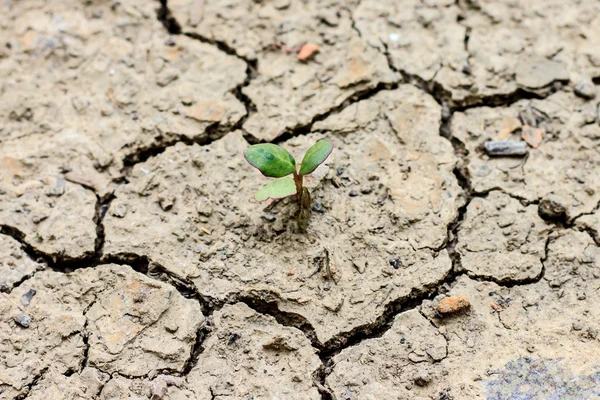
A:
244 140 333 232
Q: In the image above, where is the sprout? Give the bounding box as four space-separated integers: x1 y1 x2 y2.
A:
244 140 333 232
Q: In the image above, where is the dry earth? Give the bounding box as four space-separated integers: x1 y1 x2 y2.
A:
1 0 600 399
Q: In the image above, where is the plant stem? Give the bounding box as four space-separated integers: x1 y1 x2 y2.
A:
293 170 311 232
293 170 303 196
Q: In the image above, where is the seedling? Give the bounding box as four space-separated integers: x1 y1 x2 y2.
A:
244 140 333 232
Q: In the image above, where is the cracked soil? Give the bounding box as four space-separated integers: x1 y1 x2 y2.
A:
1 0 600 399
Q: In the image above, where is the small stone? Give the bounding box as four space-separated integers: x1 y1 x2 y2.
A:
297 43 320 61
196 202 212 217
352 258 366 274
158 194 175 211
484 141 528 156
46 177 65 197
227 333 240 346
389 258 401 269
414 370 431 386
437 296 470 314
311 202 325 213
538 195 567 221
349 190 359 197
14 313 32 328
111 203 128 218
521 125 543 148
21 289 36 306
574 77 596 100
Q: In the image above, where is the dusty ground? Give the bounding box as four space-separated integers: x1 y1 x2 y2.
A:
1 0 600 399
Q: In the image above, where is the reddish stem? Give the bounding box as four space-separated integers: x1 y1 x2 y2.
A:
293 170 303 201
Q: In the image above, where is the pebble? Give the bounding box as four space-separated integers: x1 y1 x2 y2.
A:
414 370 431 386
227 333 240 345
484 141 528 156
437 296 470 314
389 258 401 269
538 196 567 220
311 202 325 213
21 289 36 306
14 313 32 328
349 189 359 197
47 177 65 197
297 43 320 61
521 126 543 148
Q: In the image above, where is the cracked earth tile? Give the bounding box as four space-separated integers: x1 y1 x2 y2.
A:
165 303 321 399
0 264 203 399
543 230 600 300
170 0 398 141
411 232 600 398
0 282 86 399
0 0 246 256
0 233 44 292
355 0 470 100
96 304 320 399
326 309 448 399
103 86 461 345
0 146 98 259
356 0 600 105
1 0 246 164
26 367 109 400
463 0 600 85
452 89 600 221
84 268 204 376
456 191 550 282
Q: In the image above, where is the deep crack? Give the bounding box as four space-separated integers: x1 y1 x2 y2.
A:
15 367 48 400
273 81 398 143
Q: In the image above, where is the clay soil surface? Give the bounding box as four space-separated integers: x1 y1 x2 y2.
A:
1 0 600 399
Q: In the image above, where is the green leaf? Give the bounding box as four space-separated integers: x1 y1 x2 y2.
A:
255 177 297 201
244 144 296 178
299 140 333 175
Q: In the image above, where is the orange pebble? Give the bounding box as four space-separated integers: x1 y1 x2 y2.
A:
298 43 320 61
437 296 471 314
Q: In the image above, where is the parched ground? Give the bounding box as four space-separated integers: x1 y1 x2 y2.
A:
1 0 600 399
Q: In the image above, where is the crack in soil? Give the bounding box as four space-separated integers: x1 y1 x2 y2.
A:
2 3 593 398
1 192 114 274
81 298 98 372
156 0 259 143
273 81 399 144
375 26 569 114
14 367 48 400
